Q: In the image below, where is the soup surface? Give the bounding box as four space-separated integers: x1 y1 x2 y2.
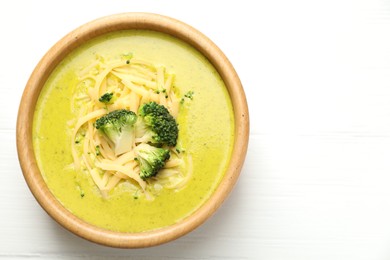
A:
33 30 234 232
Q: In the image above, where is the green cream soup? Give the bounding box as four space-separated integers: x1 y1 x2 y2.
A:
33 30 234 232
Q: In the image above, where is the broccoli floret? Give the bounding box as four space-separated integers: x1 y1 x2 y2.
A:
99 92 114 104
136 102 178 147
180 90 194 104
95 109 137 156
95 145 101 156
184 91 194 99
135 143 170 180
121 52 133 63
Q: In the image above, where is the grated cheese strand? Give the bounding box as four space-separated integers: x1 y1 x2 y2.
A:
71 55 189 199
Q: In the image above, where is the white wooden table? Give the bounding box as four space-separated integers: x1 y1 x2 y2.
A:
2 0 390 259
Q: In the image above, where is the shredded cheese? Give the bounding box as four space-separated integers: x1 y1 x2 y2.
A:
70 54 191 199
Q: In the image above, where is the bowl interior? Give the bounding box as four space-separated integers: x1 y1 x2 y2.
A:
16 12 249 248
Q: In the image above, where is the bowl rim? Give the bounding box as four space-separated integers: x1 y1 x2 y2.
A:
16 12 249 248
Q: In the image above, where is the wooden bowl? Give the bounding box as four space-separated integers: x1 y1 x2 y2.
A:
16 12 249 248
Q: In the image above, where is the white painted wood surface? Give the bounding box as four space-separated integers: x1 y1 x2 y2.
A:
2 0 390 259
